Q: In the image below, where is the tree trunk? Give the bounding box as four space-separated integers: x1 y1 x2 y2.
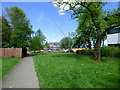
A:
94 30 101 61
88 39 91 49
103 38 104 46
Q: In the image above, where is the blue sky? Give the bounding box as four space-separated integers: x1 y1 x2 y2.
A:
2 2 119 42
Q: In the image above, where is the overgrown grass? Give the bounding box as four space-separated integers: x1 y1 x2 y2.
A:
33 52 119 88
2 58 21 79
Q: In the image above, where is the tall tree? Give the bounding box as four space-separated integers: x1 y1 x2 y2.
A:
73 18 97 49
53 1 119 61
2 15 12 47
0 16 2 47
29 29 46 51
5 7 33 48
35 29 46 49
60 37 72 49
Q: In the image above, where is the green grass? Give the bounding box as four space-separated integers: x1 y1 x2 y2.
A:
0 57 2 81
2 57 21 79
33 52 119 88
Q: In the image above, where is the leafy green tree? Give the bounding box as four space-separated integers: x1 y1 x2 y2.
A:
0 16 1 43
29 29 46 51
73 18 97 49
5 7 33 48
53 1 120 61
36 29 46 49
2 15 12 47
60 37 72 49
29 36 40 51
44 41 49 48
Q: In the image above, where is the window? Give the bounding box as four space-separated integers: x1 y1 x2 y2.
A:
108 28 120 34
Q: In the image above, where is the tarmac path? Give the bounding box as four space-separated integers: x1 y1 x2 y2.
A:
2 55 39 88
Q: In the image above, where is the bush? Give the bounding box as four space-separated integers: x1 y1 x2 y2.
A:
85 49 94 55
76 49 94 55
76 50 80 54
76 46 120 58
101 46 120 57
100 46 120 57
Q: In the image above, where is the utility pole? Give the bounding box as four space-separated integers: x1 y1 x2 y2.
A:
56 21 66 37
68 32 70 54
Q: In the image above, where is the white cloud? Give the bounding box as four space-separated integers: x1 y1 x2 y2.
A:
53 3 58 7
58 4 70 15
64 4 70 10
58 9 64 13
59 12 65 15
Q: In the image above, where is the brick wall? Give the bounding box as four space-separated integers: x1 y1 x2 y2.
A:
0 48 22 58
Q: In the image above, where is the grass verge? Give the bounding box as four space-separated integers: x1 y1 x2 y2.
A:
33 52 119 88
2 57 21 79
0 57 2 81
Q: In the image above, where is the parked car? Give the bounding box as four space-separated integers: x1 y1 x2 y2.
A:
37 50 44 52
67 50 73 52
47 49 52 52
64 50 67 52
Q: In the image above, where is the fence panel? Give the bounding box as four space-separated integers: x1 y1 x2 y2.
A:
0 48 22 58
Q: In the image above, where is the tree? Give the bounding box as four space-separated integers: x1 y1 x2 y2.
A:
53 1 120 61
73 18 97 49
29 36 40 51
5 7 33 48
36 29 46 49
29 29 46 51
0 16 2 47
60 37 72 49
44 42 49 48
2 15 12 47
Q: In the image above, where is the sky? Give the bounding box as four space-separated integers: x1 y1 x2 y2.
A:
2 1 119 43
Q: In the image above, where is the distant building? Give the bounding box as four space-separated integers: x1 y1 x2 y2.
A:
107 26 120 47
48 42 60 52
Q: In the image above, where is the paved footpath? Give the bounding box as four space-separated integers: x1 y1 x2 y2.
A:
2 55 39 88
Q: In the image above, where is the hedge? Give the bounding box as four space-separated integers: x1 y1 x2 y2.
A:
76 46 120 58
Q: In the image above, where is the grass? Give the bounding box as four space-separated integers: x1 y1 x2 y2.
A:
33 52 119 88
0 57 2 81
2 57 21 79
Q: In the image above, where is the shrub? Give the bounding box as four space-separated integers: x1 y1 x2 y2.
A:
76 50 81 54
76 46 120 58
101 46 120 57
85 49 94 55
11 56 15 58
76 49 94 55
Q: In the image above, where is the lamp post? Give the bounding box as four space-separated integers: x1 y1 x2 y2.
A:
68 32 70 54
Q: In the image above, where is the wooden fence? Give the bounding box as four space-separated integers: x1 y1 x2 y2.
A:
0 48 22 58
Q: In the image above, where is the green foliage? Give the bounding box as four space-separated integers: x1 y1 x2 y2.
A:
101 46 120 57
29 36 40 51
60 37 72 49
53 1 120 60
44 42 49 48
76 49 94 55
29 29 46 51
3 7 33 48
33 52 118 88
2 15 12 47
76 46 120 58
11 56 15 58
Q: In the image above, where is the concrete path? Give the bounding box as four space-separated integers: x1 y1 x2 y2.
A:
2 55 39 88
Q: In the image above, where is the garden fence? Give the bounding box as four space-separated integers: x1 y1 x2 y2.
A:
0 48 22 58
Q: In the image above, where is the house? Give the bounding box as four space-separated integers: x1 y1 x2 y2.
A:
48 42 60 52
107 26 120 47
